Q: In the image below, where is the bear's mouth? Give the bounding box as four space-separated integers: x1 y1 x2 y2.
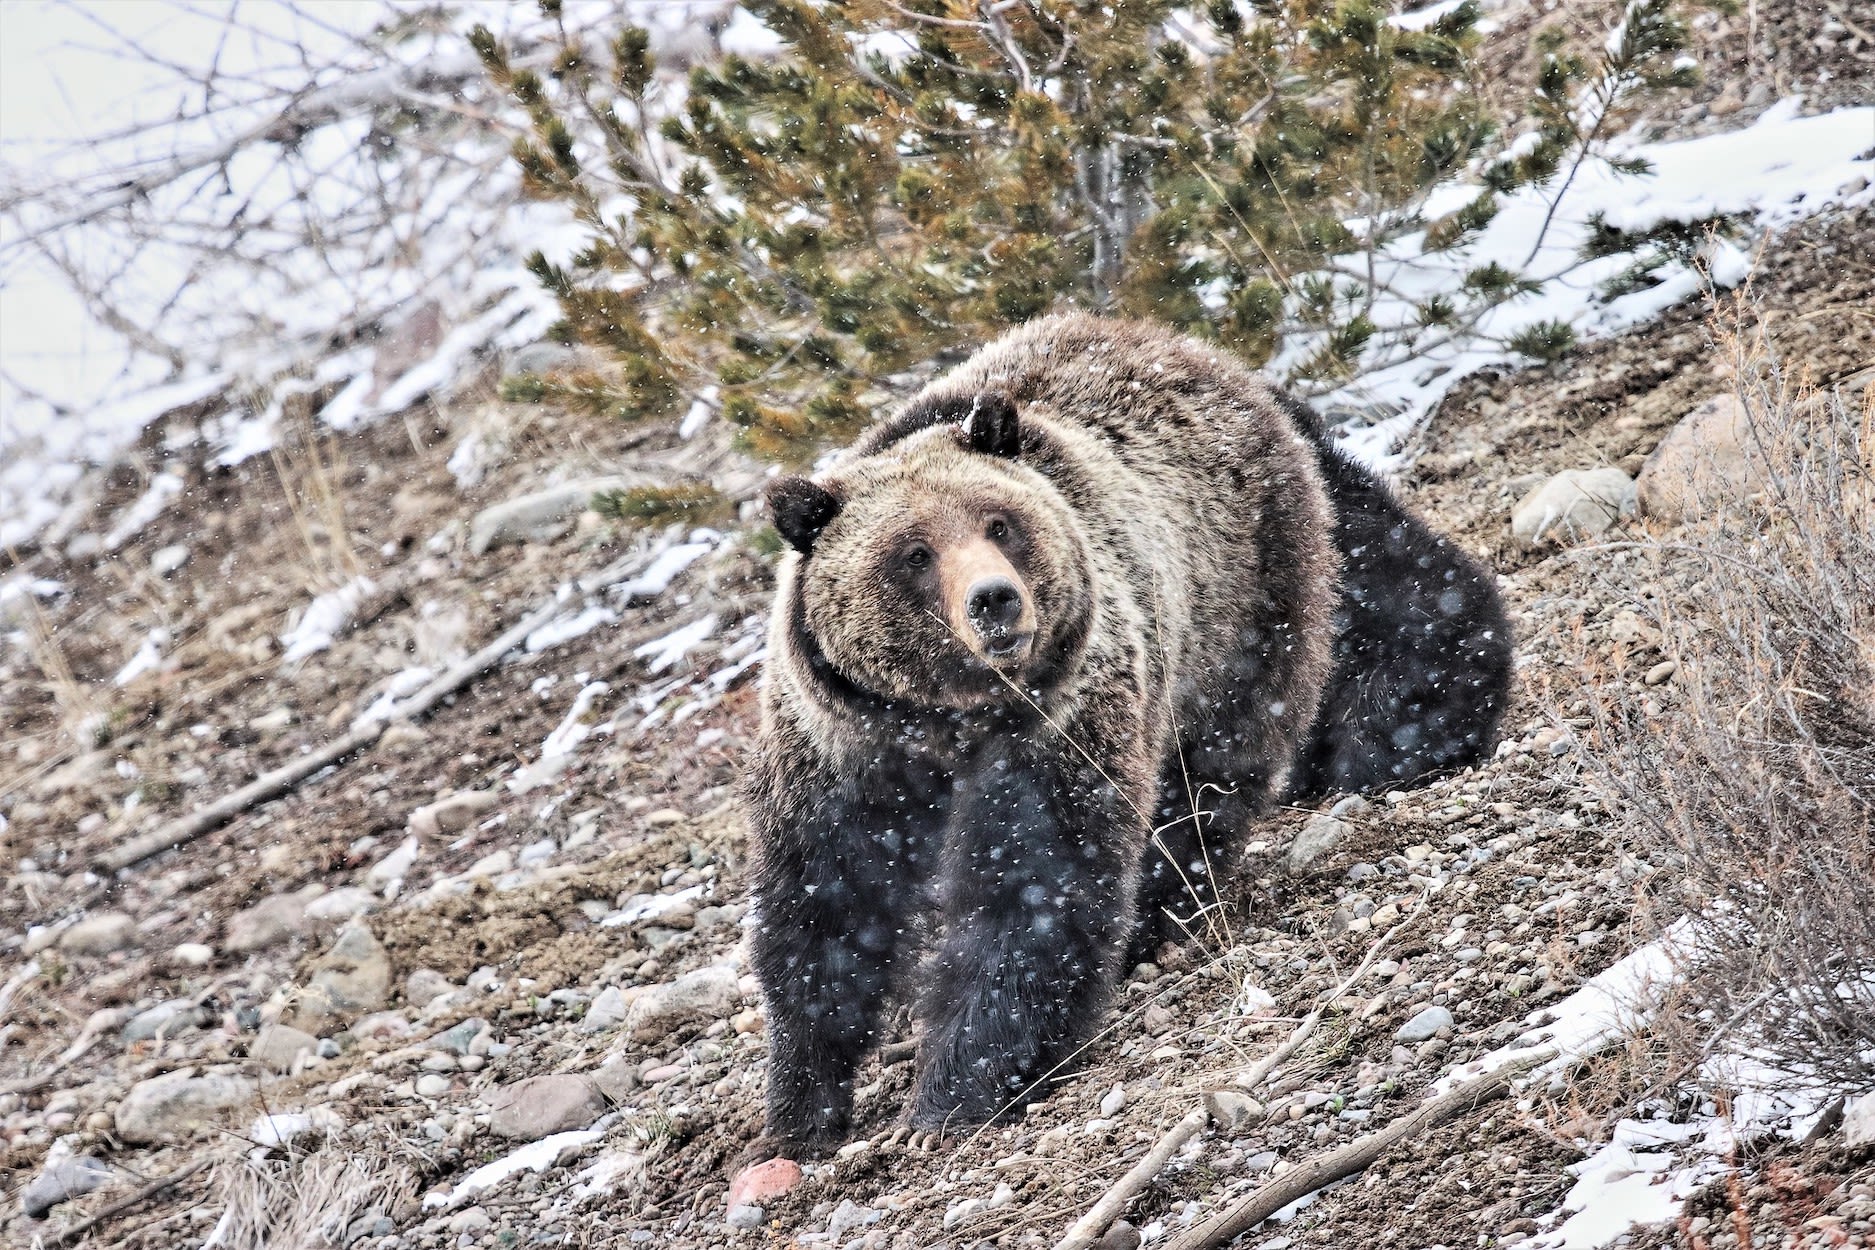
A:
979 630 1034 666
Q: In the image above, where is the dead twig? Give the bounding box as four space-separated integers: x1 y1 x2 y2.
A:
1236 903 1417 1092
1163 1051 1556 1250
1055 1106 1211 1250
95 594 563 872
53 1157 211 1246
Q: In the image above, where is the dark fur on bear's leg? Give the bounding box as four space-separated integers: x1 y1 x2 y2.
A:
748 755 948 1152
1278 395 1515 799
911 724 1143 1131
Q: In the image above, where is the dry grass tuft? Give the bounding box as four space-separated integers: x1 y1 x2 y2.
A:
1579 293 1875 1095
205 1133 417 1249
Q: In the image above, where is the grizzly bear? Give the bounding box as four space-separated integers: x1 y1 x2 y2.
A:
1279 394 1514 798
744 315 1342 1151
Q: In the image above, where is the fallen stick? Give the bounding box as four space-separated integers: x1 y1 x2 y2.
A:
0 1007 118 1097
0 958 38 1027
96 596 564 872
1236 905 1417 1093
1162 1050 1555 1250
1055 1106 1211 1250
54 1157 211 1245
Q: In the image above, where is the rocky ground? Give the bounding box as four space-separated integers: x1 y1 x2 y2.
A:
3 8 1874 1247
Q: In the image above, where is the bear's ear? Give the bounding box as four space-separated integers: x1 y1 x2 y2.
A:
766 476 842 555
962 392 1020 459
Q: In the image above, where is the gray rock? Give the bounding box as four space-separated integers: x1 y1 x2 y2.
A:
1510 469 1636 547
1395 1005 1454 1043
287 922 391 1028
726 1204 765 1230
225 888 319 953
1329 794 1372 820
304 887 377 924
583 986 629 1032
825 1199 882 1242
1205 1090 1265 1132
117 1070 256 1143
485 1073 604 1141
169 942 215 967
504 341 577 378
251 1024 320 1073
1096 1220 1143 1250
123 999 206 1042
58 912 138 956
468 475 651 556
628 966 741 1042
407 791 498 838
1636 394 1757 522
1285 813 1351 873
428 1016 490 1056
406 968 456 1004
21 1155 113 1219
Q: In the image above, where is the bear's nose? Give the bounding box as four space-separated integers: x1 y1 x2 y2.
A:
966 577 1025 636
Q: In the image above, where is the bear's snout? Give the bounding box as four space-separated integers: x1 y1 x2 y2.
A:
940 538 1037 667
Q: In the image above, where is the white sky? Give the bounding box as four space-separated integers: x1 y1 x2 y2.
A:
0 1 382 421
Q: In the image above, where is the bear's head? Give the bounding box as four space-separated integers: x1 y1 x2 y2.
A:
767 393 1095 710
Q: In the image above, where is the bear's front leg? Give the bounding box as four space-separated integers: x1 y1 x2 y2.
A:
750 757 945 1154
910 727 1149 1133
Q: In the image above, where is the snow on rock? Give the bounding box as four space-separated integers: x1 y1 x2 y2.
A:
280 576 377 664
634 614 719 675
422 1128 603 1211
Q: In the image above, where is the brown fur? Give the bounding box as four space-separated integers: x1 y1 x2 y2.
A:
745 314 1340 1151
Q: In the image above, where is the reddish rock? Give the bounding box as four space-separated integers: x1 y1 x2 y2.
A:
727 1158 802 1209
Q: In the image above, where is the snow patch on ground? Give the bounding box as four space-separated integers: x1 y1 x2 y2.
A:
422 1128 603 1210
1431 917 1855 1248
634 614 719 675
352 665 438 729
1308 103 1875 472
280 576 376 665
508 680 611 793
526 603 618 654
102 472 185 551
1 374 224 550
113 628 171 687
1435 917 1696 1094
612 540 715 603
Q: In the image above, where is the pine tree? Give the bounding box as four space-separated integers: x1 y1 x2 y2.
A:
473 0 1706 464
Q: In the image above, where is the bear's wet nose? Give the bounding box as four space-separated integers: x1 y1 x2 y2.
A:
966 577 1025 635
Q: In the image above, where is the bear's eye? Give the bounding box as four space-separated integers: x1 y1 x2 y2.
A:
902 544 932 570
987 517 1009 541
